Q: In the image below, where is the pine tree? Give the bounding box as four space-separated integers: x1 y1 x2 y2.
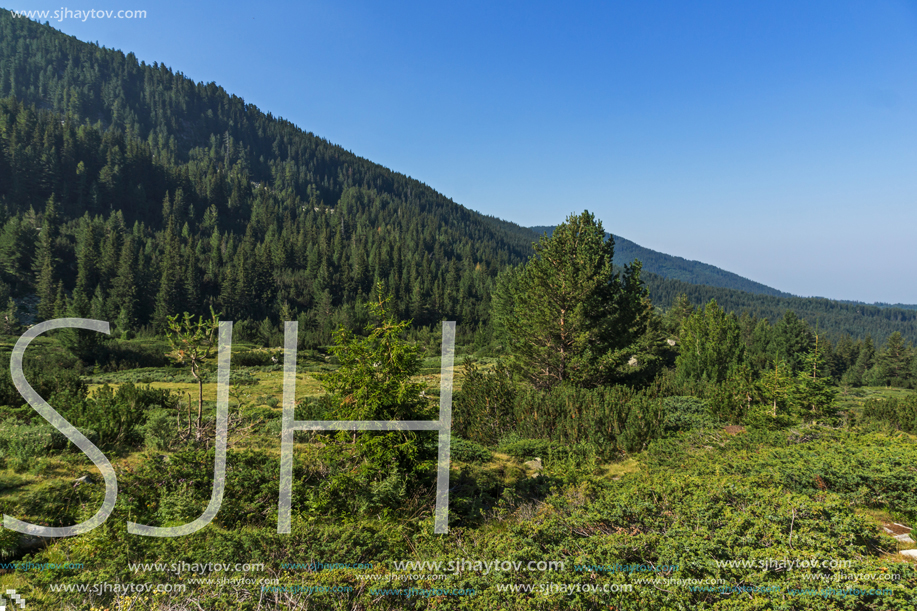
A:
790 333 838 420
847 337 876 387
773 311 813 374
1 297 18 335
317 285 432 471
494 210 659 389
675 299 745 385
153 216 183 332
71 215 99 317
664 292 694 336
36 254 57 321
873 332 914 388
184 239 201 315
109 238 137 336
34 195 59 319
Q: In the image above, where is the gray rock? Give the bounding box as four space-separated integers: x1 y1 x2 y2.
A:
900 549 917 558
73 475 94 487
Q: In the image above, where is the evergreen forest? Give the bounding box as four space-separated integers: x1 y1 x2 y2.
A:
0 12 916 611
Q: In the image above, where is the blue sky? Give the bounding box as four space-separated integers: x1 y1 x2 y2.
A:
10 0 917 302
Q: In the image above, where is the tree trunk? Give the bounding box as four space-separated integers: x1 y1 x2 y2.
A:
192 362 203 440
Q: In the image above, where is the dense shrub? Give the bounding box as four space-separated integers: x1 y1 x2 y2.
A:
661 396 718 434
56 383 177 448
510 384 663 456
453 359 516 446
862 394 917 433
496 436 555 459
455 361 665 456
232 349 282 367
0 421 66 471
0 362 86 422
450 437 492 463
139 408 181 451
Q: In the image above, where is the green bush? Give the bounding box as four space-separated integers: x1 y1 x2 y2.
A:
57 383 176 448
140 408 180 451
511 384 663 457
744 402 796 430
661 396 718 434
455 364 665 457
0 361 86 422
0 421 71 472
232 350 281 367
497 437 554 459
451 437 492 463
862 394 917 433
229 371 258 386
453 359 516 446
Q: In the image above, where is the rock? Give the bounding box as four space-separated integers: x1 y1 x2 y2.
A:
666 339 676 346
884 526 915 544
883 523 913 544
524 458 543 474
73 475 94 487
900 549 917 558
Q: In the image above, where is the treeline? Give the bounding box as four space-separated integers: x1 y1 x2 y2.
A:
668 297 917 393
3 13 917 357
644 273 917 345
0 13 538 344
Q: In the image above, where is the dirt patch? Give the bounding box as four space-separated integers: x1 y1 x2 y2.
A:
883 522 912 536
882 522 914 544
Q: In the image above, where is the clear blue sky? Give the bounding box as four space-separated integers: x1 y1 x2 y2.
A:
10 0 917 303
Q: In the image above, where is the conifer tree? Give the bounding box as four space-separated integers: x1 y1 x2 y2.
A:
153 215 183 332
790 333 837 419
494 211 659 389
675 299 746 385
35 195 59 320
873 332 914 388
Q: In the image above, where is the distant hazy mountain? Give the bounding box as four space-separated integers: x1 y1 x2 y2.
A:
529 226 793 298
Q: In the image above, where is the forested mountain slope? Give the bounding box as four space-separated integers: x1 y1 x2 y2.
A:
530 225 791 297
642 272 917 344
2 13 916 348
0 13 537 342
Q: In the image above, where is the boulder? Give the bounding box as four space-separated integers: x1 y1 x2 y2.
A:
73 475 94 487
524 458 543 474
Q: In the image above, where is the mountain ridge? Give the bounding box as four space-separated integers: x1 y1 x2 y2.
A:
530 225 917 312
529 225 793 298
1 13 916 344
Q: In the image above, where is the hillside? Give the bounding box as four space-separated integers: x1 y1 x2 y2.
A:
641 271 917 345
3 14 917 611
1 12 916 350
530 225 791 297
0 12 539 341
